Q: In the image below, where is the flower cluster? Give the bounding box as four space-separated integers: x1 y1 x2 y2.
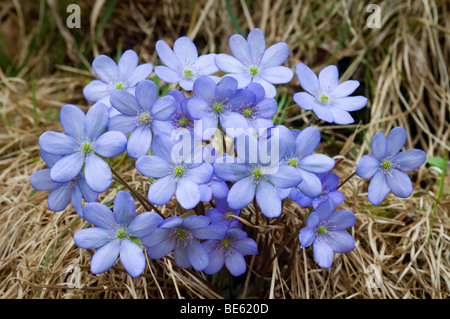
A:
30 28 426 278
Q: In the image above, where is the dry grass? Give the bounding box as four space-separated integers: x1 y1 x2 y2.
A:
0 0 449 299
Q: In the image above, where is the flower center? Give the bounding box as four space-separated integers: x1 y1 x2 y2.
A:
287 158 298 168
225 211 235 220
115 82 126 90
184 69 194 79
319 94 329 104
249 65 259 76
317 226 327 235
243 108 253 117
179 117 189 127
173 166 185 177
116 229 127 239
213 102 224 113
221 239 231 248
80 142 93 154
381 160 392 170
136 111 152 127
252 168 263 180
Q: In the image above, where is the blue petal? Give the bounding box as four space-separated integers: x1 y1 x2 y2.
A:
47 184 72 211
107 114 137 135
267 164 302 188
193 75 216 101
325 231 355 254
84 102 109 139
40 150 62 167
120 239 146 277
312 105 334 123
92 55 119 82
194 53 219 75
30 169 59 191
127 63 153 87
225 251 247 276
332 80 360 98
318 65 339 90
147 133 177 163
328 107 354 124
90 241 120 274
356 155 380 179
255 179 282 218
371 132 387 160
220 112 249 137
295 126 321 157
186 239 209 271
313 239 334 268
49 153 84 183
60 104 85 138
83 80 109 102
227 176 256 210
73 227 109 249
299 227 316 248
299 154 335 174
94 131 127 158
247 28 266 61
213 154 250 181
155 40 180 71
118 49 138 77
135 155 170 178
151 95 177 120
293 92 318 111
173 36 198 62
368 171 389 206
203 249 224 275
189 162 213 185
127 126 152 159
186 98 209 119
295 63 319 95
229 33 251 65
260 42 289 69
315 198 334 221
176 177 200 209
252 76 277 98
83 202 115 228
386 126 407 156
128 211 163 238
135 79 158 111
214 53 245 73
148 175 177 206
110 89 140 116
328 210 356 230
216 76 238 100
297 169 323 198
192 223 227 240
141 227 171 247
71 184 83 216
235 238 258 256
332 96 367 112
259 66 294 84
39 131 75 156
113 190 136 225
386 169 413 198
394 149 426 172
155 65 182 83
78 174 99 203
84 154 112 193
146 236 176 259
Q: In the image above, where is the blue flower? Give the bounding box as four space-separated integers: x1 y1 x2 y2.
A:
202 226 258 276
206 198 240 228
276 125 335 199
73 191 163 277
155 36 220 91
83 49 153 116
30 150 99 216
38 103 127 193
215 28 294 98
166 90 196 136
299 199 356 268
356 126 426 206
294 63 367 124
237 82 278 131
141 214 226 271
186 76 254 140
108 80 177 158
213 132 302 218
292 173 344 209
197 145 230 203
135 133 213 209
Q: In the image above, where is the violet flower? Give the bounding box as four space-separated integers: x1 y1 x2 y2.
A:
356 126 426 206
73 191 163 277
155 36 220 91
215 28 293 98
299 199 356 268
294 63 367 124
